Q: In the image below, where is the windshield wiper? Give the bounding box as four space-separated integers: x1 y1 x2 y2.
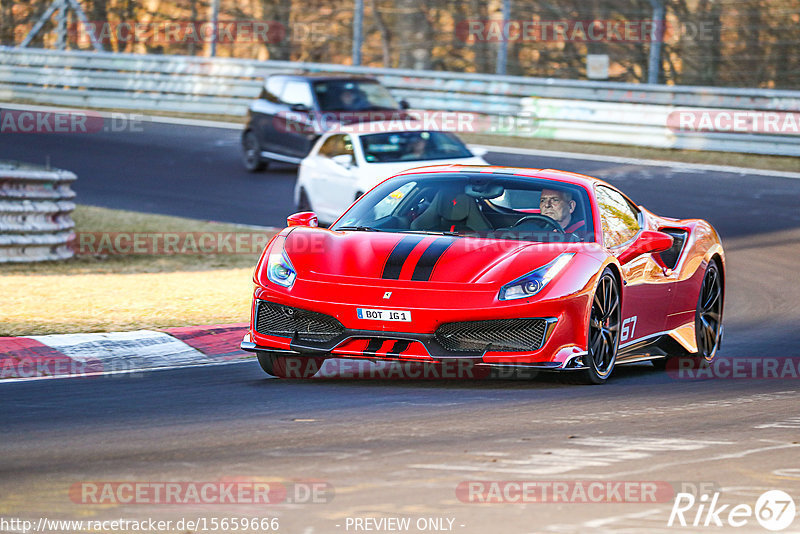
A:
401 230 469 237
335 225 384 232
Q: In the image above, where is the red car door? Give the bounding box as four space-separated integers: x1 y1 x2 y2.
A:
595 186 671 345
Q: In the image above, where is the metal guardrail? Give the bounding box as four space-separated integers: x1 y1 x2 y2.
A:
0 161 76 263
1 46 799 156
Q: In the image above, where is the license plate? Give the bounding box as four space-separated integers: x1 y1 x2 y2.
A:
357 308 412 322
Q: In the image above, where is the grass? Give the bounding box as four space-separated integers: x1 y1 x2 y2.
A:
0 205 278 336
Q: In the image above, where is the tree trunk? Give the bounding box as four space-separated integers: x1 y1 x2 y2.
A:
371 0 392 67
0 0 15 46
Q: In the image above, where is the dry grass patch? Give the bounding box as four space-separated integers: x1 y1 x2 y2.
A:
0 205 277 336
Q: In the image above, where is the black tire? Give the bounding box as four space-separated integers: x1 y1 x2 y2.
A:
651 260 723 371
695 260 723 362
256 351 325 379
563 269 621 384
242 131 267 172
297 187 312 212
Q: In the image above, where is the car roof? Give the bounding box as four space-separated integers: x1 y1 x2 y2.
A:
267 73 381 83
393 165 609 189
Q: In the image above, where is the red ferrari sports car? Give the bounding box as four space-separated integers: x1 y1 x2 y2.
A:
241 166 725 384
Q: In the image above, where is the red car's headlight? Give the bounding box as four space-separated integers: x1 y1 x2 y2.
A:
499 253 574 301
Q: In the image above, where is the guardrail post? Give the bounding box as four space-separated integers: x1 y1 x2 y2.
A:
495 0 511 75
648 0 665 85
209 0 220 57
353 0 364 66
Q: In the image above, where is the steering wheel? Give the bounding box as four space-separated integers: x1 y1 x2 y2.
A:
511 214 564 233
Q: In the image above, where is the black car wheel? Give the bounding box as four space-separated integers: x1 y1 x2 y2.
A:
651 260 723 371
695 261 723 362
242 131 267 172
564 269 621 384
297 187 312 212
257 351 324 378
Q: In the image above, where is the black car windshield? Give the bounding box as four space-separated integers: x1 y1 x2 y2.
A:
331 173 595 243
313 80 399 111
361 131 474 163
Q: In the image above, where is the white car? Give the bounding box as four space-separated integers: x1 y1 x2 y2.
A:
295 125 489 224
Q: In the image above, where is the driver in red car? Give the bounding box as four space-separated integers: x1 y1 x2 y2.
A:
539 188 586 236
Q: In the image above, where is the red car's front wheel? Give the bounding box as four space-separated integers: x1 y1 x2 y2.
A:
564 268 621 385
257 352 325 379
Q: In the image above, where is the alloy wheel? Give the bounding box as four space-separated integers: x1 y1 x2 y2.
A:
588 271 621 379
696 262 723 361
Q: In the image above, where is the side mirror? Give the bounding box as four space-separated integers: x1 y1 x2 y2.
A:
617 230 673 265
399 99 410 110
287 211 318 227
331 154 356 168
289 103 310 112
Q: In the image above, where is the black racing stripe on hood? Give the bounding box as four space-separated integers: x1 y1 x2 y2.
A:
382 235 425 279
411 237 455 281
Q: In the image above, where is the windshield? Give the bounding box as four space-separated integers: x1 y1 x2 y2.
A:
313 80 400 111
360 131 474 163
332 173 595 243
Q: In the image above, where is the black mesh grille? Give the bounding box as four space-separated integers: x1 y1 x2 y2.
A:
435 318 548 352
255 300 344 342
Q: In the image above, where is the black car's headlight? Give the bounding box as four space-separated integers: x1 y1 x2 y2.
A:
499 253 574 301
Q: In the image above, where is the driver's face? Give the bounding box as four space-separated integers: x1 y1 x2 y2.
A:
341 91 355 105
539 189 574 226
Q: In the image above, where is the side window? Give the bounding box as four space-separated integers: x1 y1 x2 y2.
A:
596 186 640 248
318 135 354 158
260 76 284 103
281 80 314 108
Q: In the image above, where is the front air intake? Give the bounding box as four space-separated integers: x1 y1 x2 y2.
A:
255 300 344 342
435 318 549 352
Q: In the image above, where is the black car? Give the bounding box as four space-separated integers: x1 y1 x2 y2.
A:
241 74 409 172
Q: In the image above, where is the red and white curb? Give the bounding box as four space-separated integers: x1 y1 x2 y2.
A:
0 324 251 381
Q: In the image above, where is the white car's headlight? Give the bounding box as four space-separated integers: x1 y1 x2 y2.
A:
499 253 574 301
266 250 296 288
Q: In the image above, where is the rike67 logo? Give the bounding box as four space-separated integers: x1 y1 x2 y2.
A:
669 490 796 531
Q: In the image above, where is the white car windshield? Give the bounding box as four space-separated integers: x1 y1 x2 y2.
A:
360 131 473 163
313 80 399 111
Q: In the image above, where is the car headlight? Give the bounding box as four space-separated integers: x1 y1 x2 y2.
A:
266 250 296 288
499 253 574 301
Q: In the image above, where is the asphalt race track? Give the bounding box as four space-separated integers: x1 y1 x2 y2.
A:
2 123 800 533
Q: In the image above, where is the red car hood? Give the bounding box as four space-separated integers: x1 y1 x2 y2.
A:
283 228 578 285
